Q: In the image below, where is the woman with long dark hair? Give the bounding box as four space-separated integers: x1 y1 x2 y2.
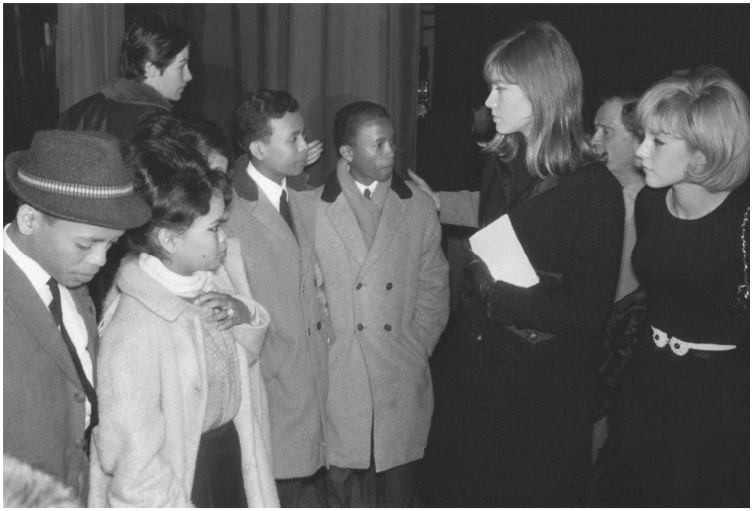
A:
413 21 624 506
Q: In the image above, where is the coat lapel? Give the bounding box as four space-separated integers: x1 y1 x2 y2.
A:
360 190 407 278
235 167 300 251
3 253 84 391
290 190 317 276
252 193 299 249
326 194 368 267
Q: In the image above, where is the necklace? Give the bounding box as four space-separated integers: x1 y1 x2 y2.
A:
737 207 749 303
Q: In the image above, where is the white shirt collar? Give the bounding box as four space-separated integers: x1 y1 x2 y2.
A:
247 160 288 212
4 223 51 297
351 174 378 196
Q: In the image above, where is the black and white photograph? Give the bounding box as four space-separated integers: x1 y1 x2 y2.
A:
3 3 749 508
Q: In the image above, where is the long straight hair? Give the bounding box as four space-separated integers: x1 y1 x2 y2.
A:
482 21 591 178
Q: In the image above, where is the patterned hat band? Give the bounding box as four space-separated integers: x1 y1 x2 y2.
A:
17 168 134 199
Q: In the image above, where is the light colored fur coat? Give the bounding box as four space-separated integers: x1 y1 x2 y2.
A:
88 239 279 507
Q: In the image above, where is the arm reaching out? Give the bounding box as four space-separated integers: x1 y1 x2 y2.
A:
407 169 440 210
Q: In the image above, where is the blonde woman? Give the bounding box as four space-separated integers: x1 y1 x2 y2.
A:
601 66 749 507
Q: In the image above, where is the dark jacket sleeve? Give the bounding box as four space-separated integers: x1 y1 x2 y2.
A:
483 167 625 338
58 94 164 140
58 93 109 131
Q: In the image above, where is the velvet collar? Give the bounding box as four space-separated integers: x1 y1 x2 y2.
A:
320 170 412 203
99 78 172 110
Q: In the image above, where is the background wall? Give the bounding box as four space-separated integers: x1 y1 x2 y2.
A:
417 3 750 191
123 3 420 187
4 4 749 221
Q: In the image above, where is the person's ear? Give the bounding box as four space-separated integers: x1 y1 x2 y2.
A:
249 140 264 161
339 145 354 162
16 204 42 236
144 61 160 79
157 227 179 255
692 149 708 172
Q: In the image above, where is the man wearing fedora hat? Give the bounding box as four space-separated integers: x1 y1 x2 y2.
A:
3 130 150 500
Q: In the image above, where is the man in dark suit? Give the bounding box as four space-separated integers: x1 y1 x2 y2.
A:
3 130 150 501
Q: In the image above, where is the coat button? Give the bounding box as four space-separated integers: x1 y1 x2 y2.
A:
475 333 483 342
384 324 392 331
73 392 86 403
356 282 363 290
317 321 322 330
386 282 393 290
357 323 364 331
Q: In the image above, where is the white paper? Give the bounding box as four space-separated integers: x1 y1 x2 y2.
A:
468 214 539 288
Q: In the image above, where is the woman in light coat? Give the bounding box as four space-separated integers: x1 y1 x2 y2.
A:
89 136 278 507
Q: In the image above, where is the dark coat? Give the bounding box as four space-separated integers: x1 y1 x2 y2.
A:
431 154 624 506
3 252 98 499
58 78 171 140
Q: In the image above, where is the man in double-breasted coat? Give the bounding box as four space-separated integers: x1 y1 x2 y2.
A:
314 102 450 506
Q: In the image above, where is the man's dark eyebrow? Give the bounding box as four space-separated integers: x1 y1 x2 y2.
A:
77 235 119 244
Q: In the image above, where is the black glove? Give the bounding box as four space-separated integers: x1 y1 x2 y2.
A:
464 250 495 303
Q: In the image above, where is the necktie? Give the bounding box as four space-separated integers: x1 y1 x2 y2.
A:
364 188 372 199
280 189 296 236
48 278 98 456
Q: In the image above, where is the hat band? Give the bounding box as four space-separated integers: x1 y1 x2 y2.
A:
17 169 134 199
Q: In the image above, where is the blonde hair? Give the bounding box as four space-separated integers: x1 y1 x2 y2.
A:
481 21 591 178
637 65 749 192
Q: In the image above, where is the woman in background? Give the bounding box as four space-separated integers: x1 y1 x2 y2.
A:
601 65 749 507
413 21 623 506
59 12 193 140
59 13 194 316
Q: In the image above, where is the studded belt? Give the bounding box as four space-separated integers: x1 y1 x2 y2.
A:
651 325 737 356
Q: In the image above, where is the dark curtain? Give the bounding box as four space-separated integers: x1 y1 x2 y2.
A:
57 4 124 113
419 4 749 192
57 4 421 187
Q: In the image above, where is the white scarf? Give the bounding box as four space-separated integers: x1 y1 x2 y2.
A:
138 253 216 298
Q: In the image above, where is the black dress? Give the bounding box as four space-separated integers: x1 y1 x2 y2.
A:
426 151 624 507
604 183 750 507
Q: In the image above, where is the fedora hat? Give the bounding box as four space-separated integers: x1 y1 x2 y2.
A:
5 130 151 230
